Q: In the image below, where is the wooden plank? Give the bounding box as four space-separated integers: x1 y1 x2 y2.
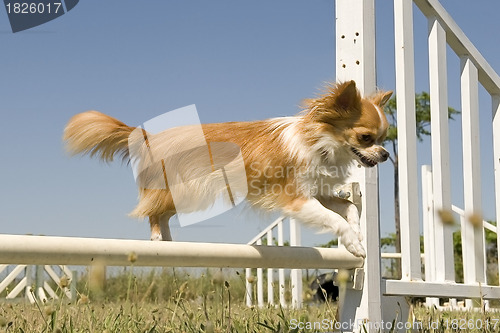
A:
43 281 59 300
290 219 302 308
0 265 26 293
256 238 263 307
245 268 252 307
247 216 284 245
0 234 364 269
5 277 27 299
394 0 421 281
266 230 274 305
414 0 500 95
493 96 500 282
428 17 455 282
277 222 286 307
384 280 500 299
421 166 435 281
460 57 486 286
335 0 382 328
421 165 439 307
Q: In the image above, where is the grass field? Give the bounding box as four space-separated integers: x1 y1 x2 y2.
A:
1 267 500 332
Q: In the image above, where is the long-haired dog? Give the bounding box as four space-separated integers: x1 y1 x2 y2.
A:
64 80 392 257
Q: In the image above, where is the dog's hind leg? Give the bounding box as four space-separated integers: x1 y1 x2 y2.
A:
149 215 162 241
149 213 174 241
159 213 173 241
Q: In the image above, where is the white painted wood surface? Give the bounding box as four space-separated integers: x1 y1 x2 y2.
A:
256 238 264 307
493 96 500 283
277 221 286 307
335 0 384 329
414 0 500 95
384 280 500 299
460 57 486 292
289 218 303 308
428 17 455 282
394 0 421 281
245 267 252 307
421 165 439 307
0 265 26 298
266 229 274 305
0 234 364 268
245 217 305 308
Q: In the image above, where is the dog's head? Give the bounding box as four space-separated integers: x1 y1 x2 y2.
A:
304 80 392 167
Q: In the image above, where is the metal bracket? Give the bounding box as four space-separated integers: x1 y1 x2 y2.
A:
352 268 365 290
333 182 362 213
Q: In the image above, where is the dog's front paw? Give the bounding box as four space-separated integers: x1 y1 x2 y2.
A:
150 232 162 241
342 230 366 258
345 241 366 258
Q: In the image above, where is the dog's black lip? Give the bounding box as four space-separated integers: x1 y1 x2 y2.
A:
350 147 377 167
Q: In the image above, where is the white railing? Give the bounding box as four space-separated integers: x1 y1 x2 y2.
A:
0 264 75 303
0 265 34 302
2 1 499 327
245 183 362 309
384 0 500 308
0 234 364 270
423 165 496 309
335 0 500 327
245 216 303 308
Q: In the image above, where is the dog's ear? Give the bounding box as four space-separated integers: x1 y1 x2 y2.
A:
372 90 393 107
331 80 362 111
302 81 362 122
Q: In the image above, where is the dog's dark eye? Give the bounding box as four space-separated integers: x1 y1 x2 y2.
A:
360 134 372 143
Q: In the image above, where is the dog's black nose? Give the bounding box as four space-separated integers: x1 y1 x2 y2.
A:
381 150 390 161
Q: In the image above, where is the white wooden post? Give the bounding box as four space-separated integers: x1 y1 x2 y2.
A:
256 238 264 307
266 229 274 305
428 17 455 282
460 57 486 309
25 265 35 303
289 218 302 308
36 265 48 303
245 268 253 307
421 165 439 307
277 221 286 307
493 96 500 282
335 0 383 328
394 0 422 281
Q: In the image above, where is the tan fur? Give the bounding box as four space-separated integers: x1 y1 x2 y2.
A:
63 80 393 254
63 111 133 162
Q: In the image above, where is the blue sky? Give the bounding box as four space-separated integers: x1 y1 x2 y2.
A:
1 1 499 247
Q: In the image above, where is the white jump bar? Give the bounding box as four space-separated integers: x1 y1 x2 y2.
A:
0 234 364 269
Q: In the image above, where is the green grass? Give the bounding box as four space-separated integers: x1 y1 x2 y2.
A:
1 268 500 332
0 267 338 332
0 300 334 332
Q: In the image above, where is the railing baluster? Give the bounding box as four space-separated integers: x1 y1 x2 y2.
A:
460 57 486 302
422 165 439 306
245 267 252 307
394 0 421 281
277 221 286 307
492 96 500 284
289 218 302 308
428 17 455 282
256 238 264 307
266 229 274 305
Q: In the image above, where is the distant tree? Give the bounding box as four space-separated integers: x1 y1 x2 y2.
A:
383 92 459 278
319 239 339 248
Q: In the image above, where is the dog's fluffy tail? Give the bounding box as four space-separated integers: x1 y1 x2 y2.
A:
63 111 135 162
